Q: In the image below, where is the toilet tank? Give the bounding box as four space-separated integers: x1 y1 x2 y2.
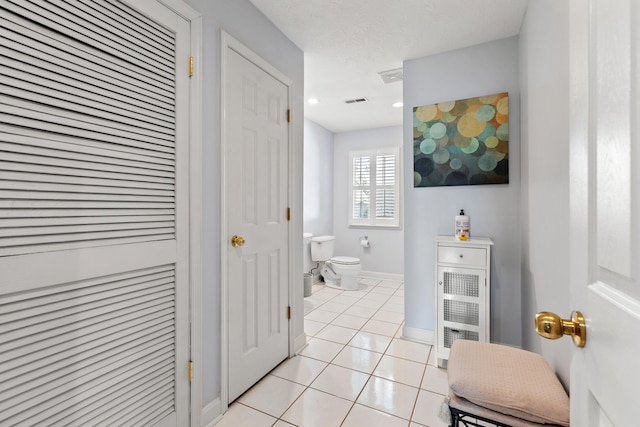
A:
310 235 335 261
303 233 313 273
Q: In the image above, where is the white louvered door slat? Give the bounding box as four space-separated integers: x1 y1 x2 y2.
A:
2 0 175 78
0 0 191 425
0 126 176 160
0 16 175 109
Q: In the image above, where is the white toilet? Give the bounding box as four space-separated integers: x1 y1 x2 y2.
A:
310 235 361 291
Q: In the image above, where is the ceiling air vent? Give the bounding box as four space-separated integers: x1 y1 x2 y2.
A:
345 97 368 104
378 67 403 84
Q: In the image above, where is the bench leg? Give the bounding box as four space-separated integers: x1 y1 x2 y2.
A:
449 405 514 427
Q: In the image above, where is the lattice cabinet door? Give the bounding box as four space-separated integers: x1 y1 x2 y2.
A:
435 236 493 367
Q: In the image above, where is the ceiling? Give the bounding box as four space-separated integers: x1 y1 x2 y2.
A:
250 0 529 133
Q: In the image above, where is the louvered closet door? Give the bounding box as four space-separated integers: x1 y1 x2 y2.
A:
0 0 190 425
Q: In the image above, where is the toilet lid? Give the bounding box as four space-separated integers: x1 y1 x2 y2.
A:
331 256 360 265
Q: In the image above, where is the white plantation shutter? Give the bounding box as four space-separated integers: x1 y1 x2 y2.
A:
0 0 190 425
349 147 401 227
352 156 370 220
375 154 395 219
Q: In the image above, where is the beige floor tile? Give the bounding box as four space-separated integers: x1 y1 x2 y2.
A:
303 319 327 337
307 295 334 305
371 310 405 324
361 319 401 337
347 289 370 298
304 296 327 309
215 402 276 427
357 376 419 420
360 292 392 302
331 294 361 306
281 388 353 427
373 354 426 388
353 298 386 309
307 292 333 302
387 295 405 306
310 363 370 401
342 403 410 427
370 286 396 295
427 346 438 367
343 305 378 319
380 302 405 314
420 365 449 395
331 313 369 330
385 338 431 364
333 345 383 374
377 280 403 289
299 337 344 362
317 286 344 296
411 389 449 427
349 331 393 353
237 375 305 418
318 301 351 313
270 355 328 386
304 309 339 323
272 421 297 427
314 324 359 344
395 323 405 338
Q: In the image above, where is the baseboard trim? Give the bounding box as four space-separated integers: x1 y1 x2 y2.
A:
294 332 307 354
359 270 404 282
402 325 435 345
202 397 222 427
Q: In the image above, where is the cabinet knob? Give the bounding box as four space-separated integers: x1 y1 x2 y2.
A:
459 254 463 258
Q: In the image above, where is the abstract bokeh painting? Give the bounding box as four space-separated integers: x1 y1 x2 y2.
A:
413 92 509 187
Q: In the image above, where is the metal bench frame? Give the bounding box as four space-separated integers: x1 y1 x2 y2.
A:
449 405 513 427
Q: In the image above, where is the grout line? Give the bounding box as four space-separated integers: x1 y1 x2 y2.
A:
241 279 422 426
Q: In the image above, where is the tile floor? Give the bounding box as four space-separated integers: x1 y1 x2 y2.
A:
216 278 450 427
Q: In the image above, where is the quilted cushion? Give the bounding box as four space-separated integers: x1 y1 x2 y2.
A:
448 340 570 427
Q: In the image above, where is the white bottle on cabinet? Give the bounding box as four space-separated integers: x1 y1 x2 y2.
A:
435 235 493 368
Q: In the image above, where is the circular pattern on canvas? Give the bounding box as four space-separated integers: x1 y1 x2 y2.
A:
413 93 509 186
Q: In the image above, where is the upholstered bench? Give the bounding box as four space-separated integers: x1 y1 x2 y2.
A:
446 340 570 427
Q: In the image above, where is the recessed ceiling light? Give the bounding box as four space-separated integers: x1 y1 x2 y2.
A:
307 98 319 105
392 102 403 108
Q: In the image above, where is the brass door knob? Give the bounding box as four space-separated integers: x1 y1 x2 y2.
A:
535 311 586 348
231 235 245 247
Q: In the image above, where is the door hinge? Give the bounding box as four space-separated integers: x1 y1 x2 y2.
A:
287 306 291 320
188 56 194 78
287 109 291 123
287 207 291 221
188 360 193 382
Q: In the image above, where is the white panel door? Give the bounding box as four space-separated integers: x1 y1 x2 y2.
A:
569 0 640 425
226 48 290 402
0 0 191 425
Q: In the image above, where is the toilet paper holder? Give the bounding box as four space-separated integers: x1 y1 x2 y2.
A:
360 236 370 248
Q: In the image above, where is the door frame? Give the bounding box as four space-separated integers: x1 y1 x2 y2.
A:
152 0 204 425
219 30 295 411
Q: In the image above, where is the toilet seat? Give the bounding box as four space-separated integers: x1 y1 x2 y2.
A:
330 256 360 266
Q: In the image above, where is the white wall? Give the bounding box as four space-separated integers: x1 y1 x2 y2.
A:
403 37 522 346
519 0 571 387
183 0 304 410
304 118 334 236
333 126 404 275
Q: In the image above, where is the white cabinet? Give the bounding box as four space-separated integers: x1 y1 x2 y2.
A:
435 236 493 367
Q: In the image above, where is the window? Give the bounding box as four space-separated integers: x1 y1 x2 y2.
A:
349 147 401 228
